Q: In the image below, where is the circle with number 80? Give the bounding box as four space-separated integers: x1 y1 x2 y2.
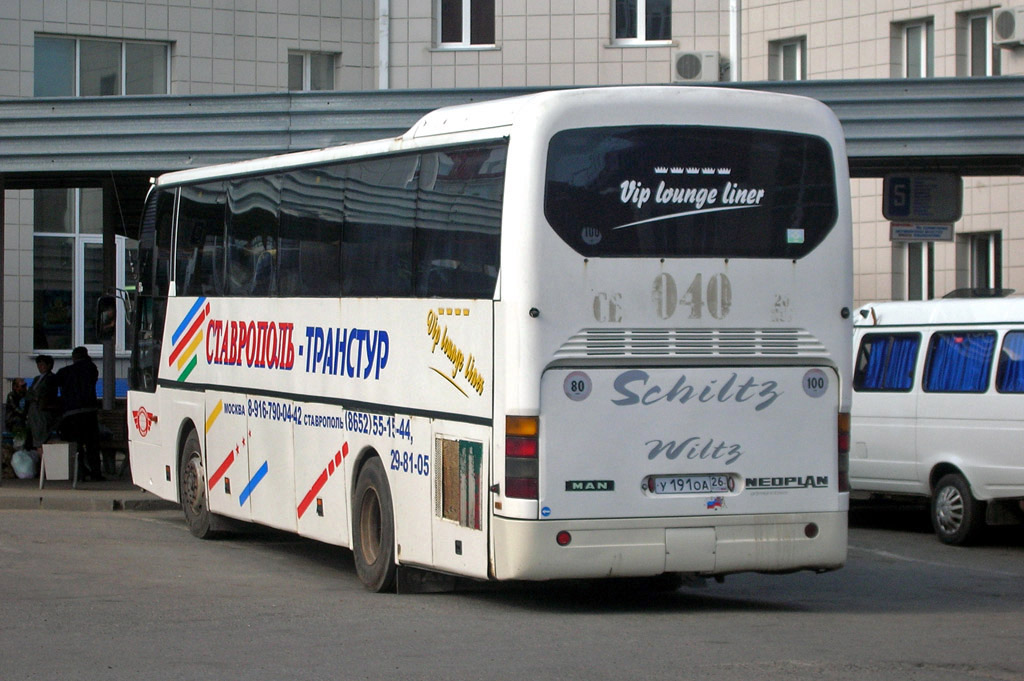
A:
563 371 592 401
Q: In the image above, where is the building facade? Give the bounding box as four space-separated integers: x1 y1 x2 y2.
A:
2 0 1023 385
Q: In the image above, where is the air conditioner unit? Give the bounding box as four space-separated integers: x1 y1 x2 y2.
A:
994 7 1024 46
673 51 720 82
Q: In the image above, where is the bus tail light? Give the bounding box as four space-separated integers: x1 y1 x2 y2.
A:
838 412 850 492
506 416 539 500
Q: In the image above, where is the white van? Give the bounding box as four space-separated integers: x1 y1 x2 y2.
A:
851 297 1024 544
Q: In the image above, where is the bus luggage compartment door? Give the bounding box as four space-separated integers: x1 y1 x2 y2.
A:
538 366 842 520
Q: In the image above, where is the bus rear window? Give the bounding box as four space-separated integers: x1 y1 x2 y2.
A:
544 126 838 258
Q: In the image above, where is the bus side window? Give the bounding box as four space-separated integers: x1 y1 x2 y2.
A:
227 176 280 297
996 330 1024 393
923 331 996 393
343 155 417 297
853 333 919 391
176 182 227 297
279 166 343 297
415 146 504 299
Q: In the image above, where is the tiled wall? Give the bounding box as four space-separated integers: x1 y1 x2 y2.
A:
387 0 730 89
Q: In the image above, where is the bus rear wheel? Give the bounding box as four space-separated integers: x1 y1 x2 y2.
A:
931 473 984 546
352 457 397 592
179 429 215 539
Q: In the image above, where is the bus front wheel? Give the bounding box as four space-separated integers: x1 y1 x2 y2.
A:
932 473 984 546
179 429 215 539
352 457 397 592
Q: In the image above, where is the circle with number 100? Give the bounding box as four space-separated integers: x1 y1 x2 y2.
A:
563 371 592 401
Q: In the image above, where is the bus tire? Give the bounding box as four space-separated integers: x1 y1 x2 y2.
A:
179 429 215 539
931 473 984 546
352 457 397 592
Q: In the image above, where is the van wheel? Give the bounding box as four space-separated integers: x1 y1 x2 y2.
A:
931 473 984 546
180 429 215 538
352 458 397 592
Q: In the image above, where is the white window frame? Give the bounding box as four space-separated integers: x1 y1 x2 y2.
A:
613 0 673 45
33 189 132 354
435 0 496 48
287 51 336 91
965 11 996 76
901 20 934 78
970 231 1001 289
770 37 806 80
36 35 170 96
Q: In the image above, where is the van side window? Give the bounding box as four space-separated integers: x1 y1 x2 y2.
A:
923 331 996 393
853 333 919 391
996 330 1024 393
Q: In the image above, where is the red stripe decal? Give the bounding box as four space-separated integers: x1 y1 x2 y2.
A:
208 451 235 490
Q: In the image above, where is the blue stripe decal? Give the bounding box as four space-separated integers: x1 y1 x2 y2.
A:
171 297 207 344
238 461 269 507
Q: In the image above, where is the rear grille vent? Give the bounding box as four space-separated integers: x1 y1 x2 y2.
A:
554 328 827 359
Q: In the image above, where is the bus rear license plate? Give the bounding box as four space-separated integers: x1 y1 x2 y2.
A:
649 474 734 495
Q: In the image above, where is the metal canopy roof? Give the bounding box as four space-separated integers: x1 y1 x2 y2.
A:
1 77 1023 185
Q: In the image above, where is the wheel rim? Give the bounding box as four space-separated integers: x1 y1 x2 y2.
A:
935 484 964 534
359 488 382 565
182 454 206 517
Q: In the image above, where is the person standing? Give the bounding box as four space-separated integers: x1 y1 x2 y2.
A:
56 347 103 482
26 355 61 453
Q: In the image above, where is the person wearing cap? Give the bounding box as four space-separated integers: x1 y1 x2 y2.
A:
26 354 61 454
56 347 104 482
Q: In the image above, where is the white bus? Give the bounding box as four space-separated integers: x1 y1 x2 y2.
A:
851 297 1024 545
124 86 852 591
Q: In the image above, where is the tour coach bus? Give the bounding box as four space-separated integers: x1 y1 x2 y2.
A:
125 86 852 591
851 297 1024 545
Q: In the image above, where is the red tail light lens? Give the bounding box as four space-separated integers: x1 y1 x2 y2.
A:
838 412 850 492
506 416 539 500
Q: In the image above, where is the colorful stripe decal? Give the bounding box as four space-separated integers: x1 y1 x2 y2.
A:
208 451 235 491
297 443 349 519
238 461 269 506
171 297 208 344
168 298 210 382
205 400 224 434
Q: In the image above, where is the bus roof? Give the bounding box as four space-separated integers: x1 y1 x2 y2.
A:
854 297 1024 328
152 85 842 189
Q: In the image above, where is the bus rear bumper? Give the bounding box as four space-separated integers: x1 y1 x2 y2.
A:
491 512 847 581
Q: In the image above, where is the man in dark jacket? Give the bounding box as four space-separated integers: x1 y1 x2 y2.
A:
56 347 103 481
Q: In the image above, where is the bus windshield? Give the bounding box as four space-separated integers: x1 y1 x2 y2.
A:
544 125 838 259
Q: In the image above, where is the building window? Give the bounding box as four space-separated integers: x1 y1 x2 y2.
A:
959 11 999 76
614 0 672 43
966 231 1002 290
897 20 934 78
907 242 934 300
34 35 168 96
31 35 156 352
287 52 336 91
894 241 934 301
33 189 134 351
437 0 496 46
769 37 806 80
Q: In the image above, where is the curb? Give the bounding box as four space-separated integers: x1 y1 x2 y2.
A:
0 494 179 513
